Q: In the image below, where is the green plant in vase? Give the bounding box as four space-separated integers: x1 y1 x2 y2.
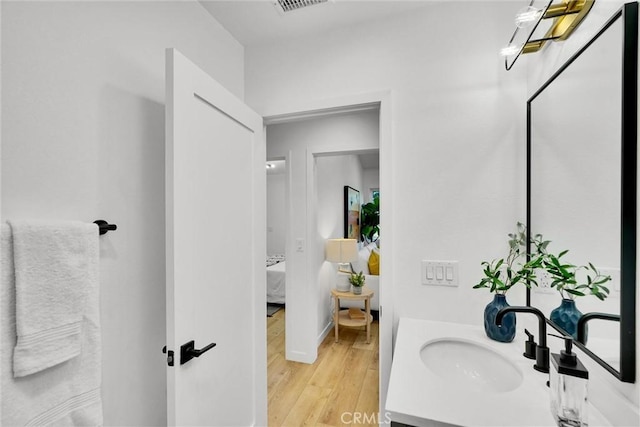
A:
544 249 611 342
348 271 365 295
473 222 545 342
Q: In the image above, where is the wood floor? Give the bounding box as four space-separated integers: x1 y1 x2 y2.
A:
267 308 380 427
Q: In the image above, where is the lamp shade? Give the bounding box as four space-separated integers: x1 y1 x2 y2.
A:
325 238 358 263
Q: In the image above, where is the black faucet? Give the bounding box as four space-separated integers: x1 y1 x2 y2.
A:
577 312 620 344
496 306 549 373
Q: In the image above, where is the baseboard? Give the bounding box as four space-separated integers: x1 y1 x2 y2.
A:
287 350 315 364
318 320 333 347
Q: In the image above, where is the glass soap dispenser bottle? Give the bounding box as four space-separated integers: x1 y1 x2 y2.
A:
549 334 589 427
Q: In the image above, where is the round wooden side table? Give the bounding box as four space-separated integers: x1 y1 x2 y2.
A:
331 286 374 343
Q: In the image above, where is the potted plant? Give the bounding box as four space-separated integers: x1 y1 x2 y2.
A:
543 249 611 342
361 195 379 244
348 271 366 295
473 222 545 342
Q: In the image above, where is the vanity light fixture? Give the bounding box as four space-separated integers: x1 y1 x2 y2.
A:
501 44 523 57
515 6 544 28
502 0 596 70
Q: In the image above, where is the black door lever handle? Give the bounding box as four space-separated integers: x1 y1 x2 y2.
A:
180 340 217 365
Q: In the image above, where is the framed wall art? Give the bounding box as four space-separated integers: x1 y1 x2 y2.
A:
344 186 361 241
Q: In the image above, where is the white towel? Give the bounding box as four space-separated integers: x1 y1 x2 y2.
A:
9 220 97 377
1 222 103 425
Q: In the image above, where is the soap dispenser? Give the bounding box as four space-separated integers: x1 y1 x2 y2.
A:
549 334 589 427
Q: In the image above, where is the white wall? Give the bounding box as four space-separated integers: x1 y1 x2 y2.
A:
362 168 380 204
246 0 639 420
266 109 379 362
267 172 287 255
1 2 244 425
317 154 365 337
249 0 527 327
250 0 527 378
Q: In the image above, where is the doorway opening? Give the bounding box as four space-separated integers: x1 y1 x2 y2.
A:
266 158 287 318
264 104 382 425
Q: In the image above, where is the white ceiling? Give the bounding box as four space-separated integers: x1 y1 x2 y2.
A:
199 0 435 47
205 0 393 173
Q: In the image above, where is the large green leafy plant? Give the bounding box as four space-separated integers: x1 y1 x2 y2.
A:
361 195 379 243
474 223 545 294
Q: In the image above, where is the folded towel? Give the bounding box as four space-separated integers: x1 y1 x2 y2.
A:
8 220 98 377
1 223 103 425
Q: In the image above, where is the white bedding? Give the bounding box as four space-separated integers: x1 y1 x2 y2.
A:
266 261 286 304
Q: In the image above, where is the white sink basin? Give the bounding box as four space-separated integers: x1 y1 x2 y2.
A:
387 319 611 427
419 337 523 393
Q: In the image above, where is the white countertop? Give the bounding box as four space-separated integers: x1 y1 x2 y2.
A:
385 317 610 427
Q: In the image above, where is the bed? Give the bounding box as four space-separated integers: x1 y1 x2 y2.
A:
266 255 286 304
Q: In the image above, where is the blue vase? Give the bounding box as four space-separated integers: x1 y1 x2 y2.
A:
484 294 516 343
550 299 585 343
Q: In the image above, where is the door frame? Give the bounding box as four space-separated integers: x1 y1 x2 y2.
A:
263 89 393 417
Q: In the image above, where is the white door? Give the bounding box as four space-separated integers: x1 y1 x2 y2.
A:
165 48 267 426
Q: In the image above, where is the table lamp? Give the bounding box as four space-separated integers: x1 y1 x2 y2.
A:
325 238 358 291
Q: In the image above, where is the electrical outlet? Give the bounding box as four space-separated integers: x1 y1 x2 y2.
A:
532 268 556 294
532 266 620 295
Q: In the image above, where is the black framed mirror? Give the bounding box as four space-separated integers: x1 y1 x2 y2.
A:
527 2 637 383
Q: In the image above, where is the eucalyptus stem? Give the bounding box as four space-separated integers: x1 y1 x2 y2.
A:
474 222 539 294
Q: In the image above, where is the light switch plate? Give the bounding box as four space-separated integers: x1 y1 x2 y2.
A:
422 260 458 287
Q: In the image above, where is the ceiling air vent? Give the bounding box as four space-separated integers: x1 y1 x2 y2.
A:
275 0 328 13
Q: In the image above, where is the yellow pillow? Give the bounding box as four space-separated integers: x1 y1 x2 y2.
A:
368 249 380 275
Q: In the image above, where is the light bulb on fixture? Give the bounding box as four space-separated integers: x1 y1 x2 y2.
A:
500 44 522 57
503 0 596 70
515 6 543 28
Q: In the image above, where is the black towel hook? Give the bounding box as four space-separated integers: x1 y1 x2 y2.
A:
94 220 117 235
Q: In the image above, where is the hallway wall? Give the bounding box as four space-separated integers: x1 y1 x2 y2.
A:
267 172 287 255
316 154 365 338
